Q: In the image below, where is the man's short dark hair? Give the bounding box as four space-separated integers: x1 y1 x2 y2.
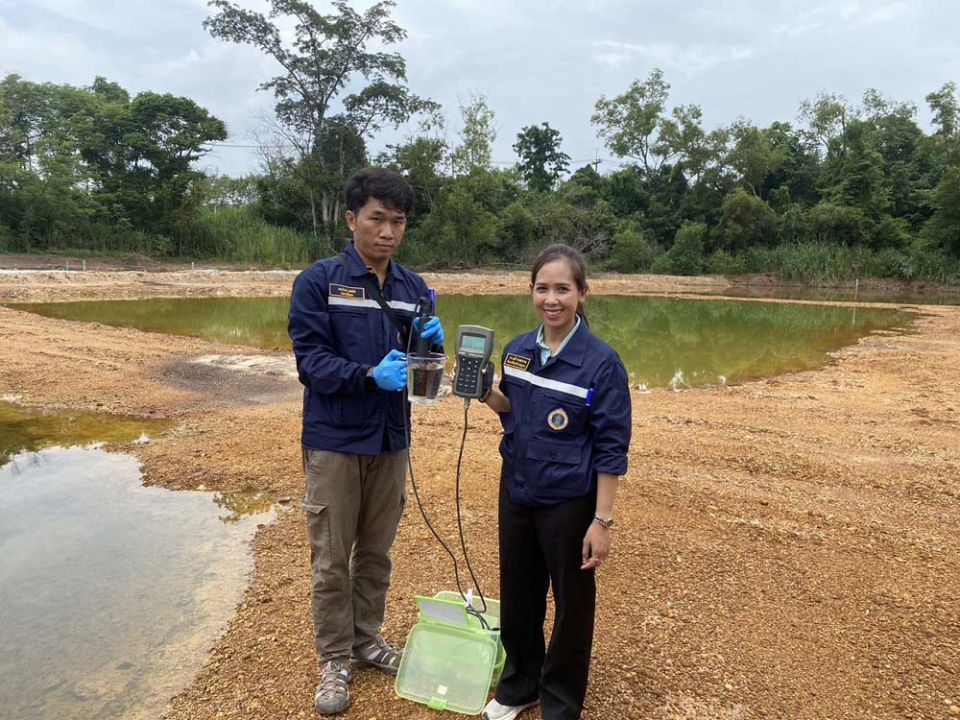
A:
344 168 416 216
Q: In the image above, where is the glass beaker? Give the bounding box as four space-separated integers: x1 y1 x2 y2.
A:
407 353 447 405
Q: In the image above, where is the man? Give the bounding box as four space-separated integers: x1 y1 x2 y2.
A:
289 168 444 715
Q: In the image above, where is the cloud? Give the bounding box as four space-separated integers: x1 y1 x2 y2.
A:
590 41 756 77
775 0 912 37
0 18 102 83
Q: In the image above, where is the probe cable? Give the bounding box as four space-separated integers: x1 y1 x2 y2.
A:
402 319 491 629
403 395 490 630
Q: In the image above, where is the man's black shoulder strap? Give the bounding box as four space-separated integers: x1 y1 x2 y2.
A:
335 254 409 344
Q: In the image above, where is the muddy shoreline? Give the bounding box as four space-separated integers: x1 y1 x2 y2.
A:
1 268 958 719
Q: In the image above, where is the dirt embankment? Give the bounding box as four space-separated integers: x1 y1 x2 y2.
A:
1 268 958 720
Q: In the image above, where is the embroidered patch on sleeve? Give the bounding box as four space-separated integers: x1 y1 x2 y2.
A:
504 353 532 371
329 283 366 300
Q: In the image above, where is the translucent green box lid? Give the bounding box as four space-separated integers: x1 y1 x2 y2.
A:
395 596 499 715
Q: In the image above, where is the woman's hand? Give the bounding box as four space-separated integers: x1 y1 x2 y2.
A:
581 521 612 570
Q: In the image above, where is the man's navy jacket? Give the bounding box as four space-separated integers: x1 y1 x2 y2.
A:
289 242 431 455
497 321 631 506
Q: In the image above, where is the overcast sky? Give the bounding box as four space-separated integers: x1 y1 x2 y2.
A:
2 0 959 177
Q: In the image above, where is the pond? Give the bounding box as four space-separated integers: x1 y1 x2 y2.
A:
12 295 912 388
0 403 273 720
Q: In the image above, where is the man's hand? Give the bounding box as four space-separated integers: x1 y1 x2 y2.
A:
372 349 407 391
414 316 445 345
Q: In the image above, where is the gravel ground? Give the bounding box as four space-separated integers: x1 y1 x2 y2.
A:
1 267 958 720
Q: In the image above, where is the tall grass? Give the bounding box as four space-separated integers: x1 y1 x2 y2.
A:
176 206 314 267
700 242 958 285
0 207 314 266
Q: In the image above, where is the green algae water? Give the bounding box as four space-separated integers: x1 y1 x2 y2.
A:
12 295 911 387
0 400 173 467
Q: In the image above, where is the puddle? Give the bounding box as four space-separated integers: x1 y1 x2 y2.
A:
0 401 173 467
0 447 273 720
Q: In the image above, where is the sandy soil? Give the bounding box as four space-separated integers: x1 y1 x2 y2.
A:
1 267 958 720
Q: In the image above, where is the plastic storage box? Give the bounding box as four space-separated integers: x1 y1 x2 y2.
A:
395 593 505 715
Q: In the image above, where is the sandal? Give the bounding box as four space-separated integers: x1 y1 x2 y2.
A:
315 658 352 715
352 636 403 675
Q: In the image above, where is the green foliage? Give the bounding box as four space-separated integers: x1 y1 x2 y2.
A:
704 249 746 275
513 122 570 192
766 242 869 284
496 202 537 263
203 0 435 243
807 202 869 245
0 223 14 252
528 195 618 257
376 134 447 220
926 82 958 139
592 68 670 171
657 222 706 275
3 57 959 288
400 183 498 267
451 94 496 175
922 165 960 255
178 206 312 266
0 73 224 252
719 189 778 251
606 221 661 272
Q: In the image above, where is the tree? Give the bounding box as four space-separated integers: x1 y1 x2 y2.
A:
591 68 670 173
822 119 891 224
658 103 709 182
408 182 498 265
923 165 960 256
79 86 227 237
661 222 706 275
926 82 958 140
725 120 777 198
450 93 496 175
376 134 448 219
0 74 224 247
513 122 569 192
799 92 853 160
719 188 778 251
204 0 435 248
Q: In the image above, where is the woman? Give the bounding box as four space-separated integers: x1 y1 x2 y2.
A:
479 244 632 720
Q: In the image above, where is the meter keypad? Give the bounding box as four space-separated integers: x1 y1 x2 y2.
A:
456 355 483 394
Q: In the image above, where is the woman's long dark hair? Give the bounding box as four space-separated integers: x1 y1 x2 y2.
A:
530 243 589 324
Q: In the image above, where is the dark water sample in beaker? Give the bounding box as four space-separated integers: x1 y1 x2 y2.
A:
407 354 446 405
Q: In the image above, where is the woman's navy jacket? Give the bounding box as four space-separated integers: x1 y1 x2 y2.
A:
497 322 632 506
288 242 430 455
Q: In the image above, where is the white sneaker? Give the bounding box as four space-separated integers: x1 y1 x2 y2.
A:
482 697 540 720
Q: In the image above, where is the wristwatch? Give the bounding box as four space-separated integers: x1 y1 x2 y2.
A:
593 515 614 529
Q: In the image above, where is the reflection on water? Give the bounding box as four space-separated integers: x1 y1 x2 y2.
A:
0 401 173 467
14 296 293 349
212 490 277 524
12 294 912 388
0 447 273 720
696 284 960 305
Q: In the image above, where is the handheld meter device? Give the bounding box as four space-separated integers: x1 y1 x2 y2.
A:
452 325 495 399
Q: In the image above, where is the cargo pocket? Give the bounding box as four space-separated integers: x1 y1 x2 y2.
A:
302 500 332 564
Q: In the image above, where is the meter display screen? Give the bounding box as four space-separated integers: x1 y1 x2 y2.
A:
459 334 486 354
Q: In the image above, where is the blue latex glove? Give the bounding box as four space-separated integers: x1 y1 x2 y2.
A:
372 349 407 391
414 315 445 345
